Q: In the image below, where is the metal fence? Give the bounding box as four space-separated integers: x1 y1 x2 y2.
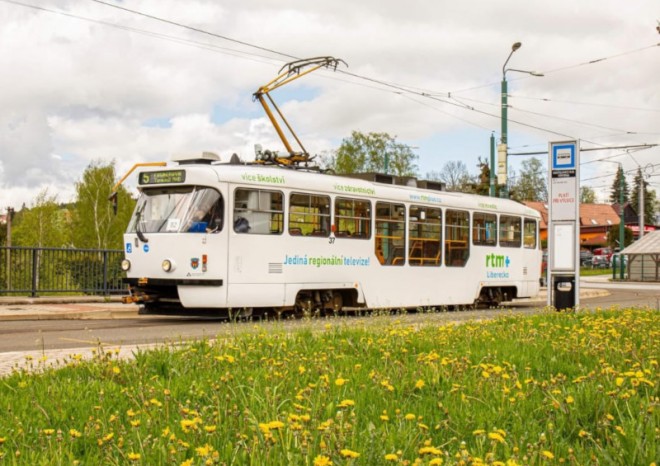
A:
0 247 127 296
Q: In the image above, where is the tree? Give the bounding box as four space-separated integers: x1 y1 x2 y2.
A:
473 157 491 196
607 225 633 249
332 131 418 176
426 160 474 192
511 157 547 202
580 186 596 204
70 161 135 250
630 167 656 223
609 165 629 204
12 188 69 247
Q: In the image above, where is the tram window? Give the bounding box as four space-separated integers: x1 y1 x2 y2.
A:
289 193 331 237
408 205 442 266
445 209 469 267
499 215 521 247
127 186 223 234
473 212 497 246
375 202 406 266
233 188 283 235
334 198 371 239
523 218 537 249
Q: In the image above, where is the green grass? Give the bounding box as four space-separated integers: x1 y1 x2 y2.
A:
0 308 658 465
579 267 613 276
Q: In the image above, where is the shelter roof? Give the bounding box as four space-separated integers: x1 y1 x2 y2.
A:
620 231 660 255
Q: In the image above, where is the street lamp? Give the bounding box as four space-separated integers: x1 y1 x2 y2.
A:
498 42 544 198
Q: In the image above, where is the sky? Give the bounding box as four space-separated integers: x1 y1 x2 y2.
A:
0 0 659 210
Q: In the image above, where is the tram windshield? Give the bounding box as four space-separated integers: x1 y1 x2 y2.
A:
127 186 224 234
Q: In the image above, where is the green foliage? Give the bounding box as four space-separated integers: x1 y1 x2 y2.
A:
70 161 135 250
12 188 69 247
473 157 491 196
511 157 547 202
332 131 418 176
607 225 634 249
609 165 629 204
0 309 657 464
630 167 657 222
580 186 596 204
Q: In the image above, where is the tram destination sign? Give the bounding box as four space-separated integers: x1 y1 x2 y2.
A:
139 170 186 185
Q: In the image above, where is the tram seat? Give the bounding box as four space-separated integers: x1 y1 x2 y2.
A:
335 230 351 237
311 229 327 237
289 228 302 236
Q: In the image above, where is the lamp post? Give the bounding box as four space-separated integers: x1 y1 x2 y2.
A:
499 42 543 198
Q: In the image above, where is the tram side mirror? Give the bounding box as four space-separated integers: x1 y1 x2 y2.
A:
108 192 118 215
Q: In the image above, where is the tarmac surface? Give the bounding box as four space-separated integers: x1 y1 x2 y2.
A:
0 277 614 378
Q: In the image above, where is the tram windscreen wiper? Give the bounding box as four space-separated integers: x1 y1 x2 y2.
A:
135 204 148 243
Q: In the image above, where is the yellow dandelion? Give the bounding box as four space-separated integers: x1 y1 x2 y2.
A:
335 377 348 387
419 446 442 455
112 366 121 375
130 420 141 428
103 432 114 442
69 429 82 439
578 430 589 438
385 453 398 461
180 460 193 466
0 437 5 444
429 459 444 465
473 429 486 436
488 432 505 443
541 450 554 459
267 420 285 429
42 429 55 436
127 452 140 461
338 399 355 408
405 413 416 421
415 379 425 389
195 444 213 457
615 377 624 387
204 425 216 433
313 455 332 466
565 395 574 404
340 449 360 458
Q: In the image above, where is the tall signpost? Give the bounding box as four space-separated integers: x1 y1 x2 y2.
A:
547 141 580 309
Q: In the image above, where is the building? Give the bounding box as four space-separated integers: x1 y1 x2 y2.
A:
523 202 620 248
612 203 658 239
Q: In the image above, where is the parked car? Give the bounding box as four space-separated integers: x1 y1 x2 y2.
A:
589 254 611 268
589 247 612 268
592 247 613 262
579 249 593 266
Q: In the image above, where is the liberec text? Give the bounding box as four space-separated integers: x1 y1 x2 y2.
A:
283 254 370 267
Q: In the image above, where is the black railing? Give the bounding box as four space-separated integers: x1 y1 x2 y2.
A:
0 247 127 297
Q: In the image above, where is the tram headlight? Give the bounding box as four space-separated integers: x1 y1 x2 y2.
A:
162 259 175 272
121 259 131 272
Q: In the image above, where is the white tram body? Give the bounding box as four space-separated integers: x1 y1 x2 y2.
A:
122 155 542 314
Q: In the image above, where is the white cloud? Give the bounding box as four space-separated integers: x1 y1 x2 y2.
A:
0 0 658 208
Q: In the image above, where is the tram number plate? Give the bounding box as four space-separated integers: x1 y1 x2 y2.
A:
139 170 186 185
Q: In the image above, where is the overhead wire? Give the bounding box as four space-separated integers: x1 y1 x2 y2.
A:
4 0 659 155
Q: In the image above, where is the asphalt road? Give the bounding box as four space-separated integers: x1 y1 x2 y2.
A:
0 285 657 355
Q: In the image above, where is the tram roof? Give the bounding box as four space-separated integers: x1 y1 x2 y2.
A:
139 161 540 218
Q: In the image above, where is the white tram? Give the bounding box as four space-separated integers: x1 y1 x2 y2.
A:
121 153 542 315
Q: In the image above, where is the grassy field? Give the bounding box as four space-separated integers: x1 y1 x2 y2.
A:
0 308 658 465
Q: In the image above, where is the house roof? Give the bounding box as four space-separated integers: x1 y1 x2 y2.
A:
522 202 620 229
620 230 660 255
